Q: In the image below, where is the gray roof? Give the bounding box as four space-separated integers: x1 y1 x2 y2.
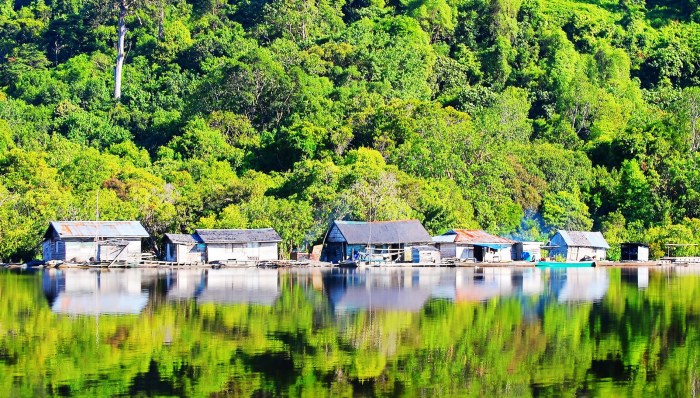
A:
195 228 282 243
557 230 610 249
164 233 203 244
46 221 149 239
333 220 432 245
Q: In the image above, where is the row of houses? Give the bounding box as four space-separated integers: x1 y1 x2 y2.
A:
42 221 282 263
42 219 641 264
322 220 617 263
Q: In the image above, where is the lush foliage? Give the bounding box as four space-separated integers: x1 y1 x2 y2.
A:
2 0 700 259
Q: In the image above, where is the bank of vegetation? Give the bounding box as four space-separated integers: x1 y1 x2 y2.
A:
2 0 700 260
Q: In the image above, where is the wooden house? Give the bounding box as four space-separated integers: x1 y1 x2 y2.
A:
620 243 649 261
195 228 282 263
513 241 543 261
323 220 432 264
42 221 149 263
411 245 441 264
164 233 205 263
433 229 515 262
545 230 609 261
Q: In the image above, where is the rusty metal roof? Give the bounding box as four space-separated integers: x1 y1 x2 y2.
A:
444 229 515 245
46 221 149 239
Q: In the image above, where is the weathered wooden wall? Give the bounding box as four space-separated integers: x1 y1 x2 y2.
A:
206 242 278 262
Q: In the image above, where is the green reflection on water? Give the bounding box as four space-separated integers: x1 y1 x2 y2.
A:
0 267 699 397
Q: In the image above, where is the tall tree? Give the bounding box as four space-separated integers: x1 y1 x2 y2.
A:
114 0 128 100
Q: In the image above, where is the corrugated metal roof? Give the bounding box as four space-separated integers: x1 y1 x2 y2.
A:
195 228 282 243
334 220 432 245
444 229 515 245
47 221 149 238
164 233 203 244
557 230 610 249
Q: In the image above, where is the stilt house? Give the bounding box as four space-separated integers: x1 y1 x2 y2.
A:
42 221 149 263
323 220 432 264
194 228 282 263
620 243 649 261
433 229 515 262
545 230 609 261
164 233 206 263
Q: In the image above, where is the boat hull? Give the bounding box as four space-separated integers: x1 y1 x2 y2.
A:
337 260 358 268
536 261 595 268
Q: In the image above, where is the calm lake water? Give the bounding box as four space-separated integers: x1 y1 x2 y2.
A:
1 266 699 397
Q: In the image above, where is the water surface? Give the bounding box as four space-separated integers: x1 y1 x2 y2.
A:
1 266 699 396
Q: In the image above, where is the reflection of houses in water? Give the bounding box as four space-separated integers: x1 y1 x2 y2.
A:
330 287 433 312
198 268 280 305
324 268 438 312
454 268 514 302
43 269 149 315
324 268 546 312
548 268 609 302
162 268 281 305
672 265 700 276
434 268 544 302
165 269 206 301
621 267 649 289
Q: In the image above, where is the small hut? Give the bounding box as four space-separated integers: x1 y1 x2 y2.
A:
433 230 515 262
411 245 441 264
164 233 205 263
196 228 282 262
42 221 149 263
620 243 649 262
544 230 609 261
513 241 543 261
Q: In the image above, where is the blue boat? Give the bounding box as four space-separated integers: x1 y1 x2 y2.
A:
536 261 596 268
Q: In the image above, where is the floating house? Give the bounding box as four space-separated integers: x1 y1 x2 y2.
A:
163 233 205 263
198 228 282 263
545 230 609 261
513 241 543 261
323 220 432 264
42 221 149 263
433 230 515 262
411 245 441 264
163 228 282 263
620 243 649 262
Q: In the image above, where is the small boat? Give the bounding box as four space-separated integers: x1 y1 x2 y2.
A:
536 261 596 268
338 260 358 268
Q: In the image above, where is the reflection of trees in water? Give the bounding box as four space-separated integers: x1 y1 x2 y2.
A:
1 268 700 395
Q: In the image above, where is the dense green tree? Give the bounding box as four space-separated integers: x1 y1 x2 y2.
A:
1 0 700 259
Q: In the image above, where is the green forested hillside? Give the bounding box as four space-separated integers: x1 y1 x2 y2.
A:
1 0 700 260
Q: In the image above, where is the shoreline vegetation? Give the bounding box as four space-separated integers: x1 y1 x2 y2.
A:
3 0 700 263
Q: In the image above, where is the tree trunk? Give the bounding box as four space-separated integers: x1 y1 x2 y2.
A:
158 0 165 40
114 0 127 100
